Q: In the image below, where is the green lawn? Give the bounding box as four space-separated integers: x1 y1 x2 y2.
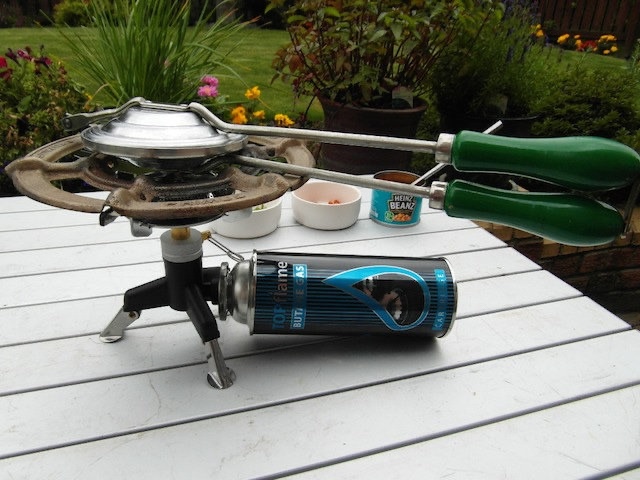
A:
0 26 323 120
560 48 631 71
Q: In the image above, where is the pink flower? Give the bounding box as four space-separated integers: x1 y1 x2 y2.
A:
201 75 219 87
17 49 32 61
197 84 219 98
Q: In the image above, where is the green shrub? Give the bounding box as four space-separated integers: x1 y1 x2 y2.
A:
53 0 92 27
431 2 556 121
530 51 640 205
531 61 640 142
0 46 88 196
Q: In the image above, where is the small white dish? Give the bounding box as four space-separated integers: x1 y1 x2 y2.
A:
210 197 282 238
292 181 361 230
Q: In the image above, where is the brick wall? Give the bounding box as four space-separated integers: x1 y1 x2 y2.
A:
478 221 640 329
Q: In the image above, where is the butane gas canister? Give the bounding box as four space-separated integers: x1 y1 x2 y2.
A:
219 251 456 337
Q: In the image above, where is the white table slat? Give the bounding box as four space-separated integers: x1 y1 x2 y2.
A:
2 330 638 478
292 384 640 480
0 190 109 214
0 213 480 279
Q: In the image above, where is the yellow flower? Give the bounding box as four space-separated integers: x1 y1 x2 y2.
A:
274 113 294 127
231 106 248 124
244 86 261 100
252 110 266 120
232 113 248 124
231 106 246 115
611 45 618 52
557 33 570 44
573 34 581 39
603 49 611 55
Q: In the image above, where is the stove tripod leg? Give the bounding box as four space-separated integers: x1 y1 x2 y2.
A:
184 284 235 389
204 339 236 389
100 308 140 343
99 277 168 343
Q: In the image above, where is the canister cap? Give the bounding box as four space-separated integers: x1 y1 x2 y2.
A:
160 228 203 263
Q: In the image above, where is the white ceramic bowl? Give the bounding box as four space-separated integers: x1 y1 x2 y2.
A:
210 197 282 238
292 181 361 230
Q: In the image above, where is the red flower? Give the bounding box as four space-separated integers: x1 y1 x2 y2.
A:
35 56 52 67
0 56 12 81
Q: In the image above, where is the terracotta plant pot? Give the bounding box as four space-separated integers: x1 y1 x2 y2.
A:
318 96 428 174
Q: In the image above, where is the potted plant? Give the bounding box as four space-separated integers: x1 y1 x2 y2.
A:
430 1 555 137
269 0 492 173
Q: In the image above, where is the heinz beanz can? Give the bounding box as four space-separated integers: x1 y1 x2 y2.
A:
220 251 456 338
370 170 423 227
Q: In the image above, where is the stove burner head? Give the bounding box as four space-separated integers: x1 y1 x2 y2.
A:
80 106 248 170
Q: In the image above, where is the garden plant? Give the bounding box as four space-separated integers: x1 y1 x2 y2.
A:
0 46 87 195
269 0 498 109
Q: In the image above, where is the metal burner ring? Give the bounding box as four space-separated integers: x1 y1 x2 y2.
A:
6 134 314 225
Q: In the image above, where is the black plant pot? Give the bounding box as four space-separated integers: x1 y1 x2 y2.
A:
318 96 428 174
440 113 539 138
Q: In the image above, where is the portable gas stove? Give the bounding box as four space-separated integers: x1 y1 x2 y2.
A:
7 97 640 388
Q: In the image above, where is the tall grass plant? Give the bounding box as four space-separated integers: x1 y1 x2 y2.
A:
57 0 245 105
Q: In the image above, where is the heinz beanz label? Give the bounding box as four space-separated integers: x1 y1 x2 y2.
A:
370 171 422 227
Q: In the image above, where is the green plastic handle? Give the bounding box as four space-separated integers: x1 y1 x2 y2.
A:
451 131 640 191
443 180 624 246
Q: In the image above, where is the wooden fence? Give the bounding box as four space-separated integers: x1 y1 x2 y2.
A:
538 0 640 55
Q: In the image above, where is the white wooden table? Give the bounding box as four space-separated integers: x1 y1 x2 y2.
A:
1 187 640 479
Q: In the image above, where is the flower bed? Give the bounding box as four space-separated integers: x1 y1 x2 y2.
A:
557 33 619 55
196 75 296 127
0 46 88 196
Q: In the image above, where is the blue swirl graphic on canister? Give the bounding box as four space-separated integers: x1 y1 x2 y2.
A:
323 265 430 331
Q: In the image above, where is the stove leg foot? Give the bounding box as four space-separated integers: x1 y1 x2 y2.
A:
100 308 140 343
204 339 235 389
